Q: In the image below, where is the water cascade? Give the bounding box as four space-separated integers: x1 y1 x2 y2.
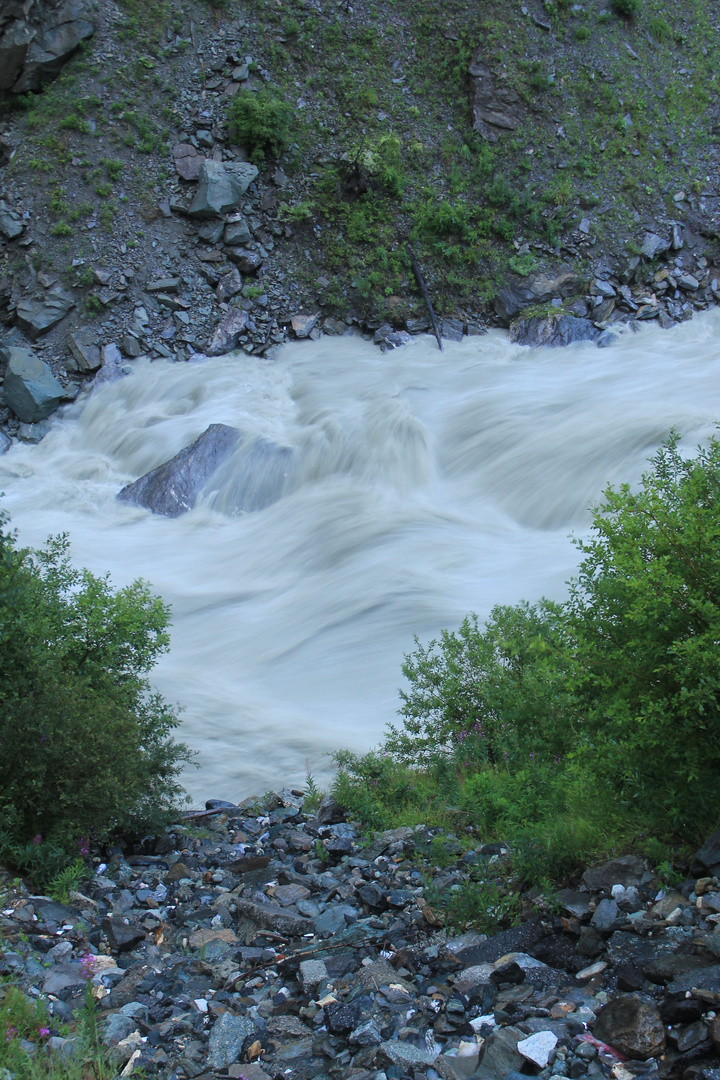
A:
2 312 720 801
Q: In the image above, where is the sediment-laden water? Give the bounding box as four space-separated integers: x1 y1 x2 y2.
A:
2 312 720 800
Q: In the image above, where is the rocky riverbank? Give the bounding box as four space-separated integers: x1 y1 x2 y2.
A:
3 790 720 1080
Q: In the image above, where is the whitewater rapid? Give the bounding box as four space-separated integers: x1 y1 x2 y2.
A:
2 312 720 801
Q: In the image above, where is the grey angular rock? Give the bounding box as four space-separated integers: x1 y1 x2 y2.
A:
470 56 526 141
101 918 146 953
188 160 259 218
593 995 665 1059
117 424 241 518
517 1031 558 1068
299 958 328 994
67 327 101 372
216 268 243 303
173 143 204 181
379 1041 438 1068
0 432 11 454
206 308 248 356
494 271 587 323
692 828 720 876
224 214 252 246
16 288 75 340
11 0 94 93
3 347 64 422
591 898 619 933
640 233 671 259
101 1013 138 1047
509 314 600 348
0 200 24 239
207 1012 256 1070
440 317 464 342
0 21 36 92
226 248 264 274
291 312 319 339
233 897 314 938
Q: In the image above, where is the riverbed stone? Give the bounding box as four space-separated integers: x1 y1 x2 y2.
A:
207 1013 256 1070
3 347 64 422
593 996 666 1059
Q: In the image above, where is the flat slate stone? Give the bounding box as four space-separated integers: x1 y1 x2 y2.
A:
207 1012 256 1070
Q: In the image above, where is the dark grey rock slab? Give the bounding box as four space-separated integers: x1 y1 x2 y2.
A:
117 424 241 518
16 288 75 340
509 314 600 348
3 346 64 422
188 160 259 218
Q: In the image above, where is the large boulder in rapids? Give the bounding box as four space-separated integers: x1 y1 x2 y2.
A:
118 424 241 517
117 424 294 518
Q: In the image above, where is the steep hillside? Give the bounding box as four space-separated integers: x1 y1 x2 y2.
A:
1 0 719 435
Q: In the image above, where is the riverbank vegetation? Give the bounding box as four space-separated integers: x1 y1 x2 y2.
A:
0 516 191 886
334 432 720 884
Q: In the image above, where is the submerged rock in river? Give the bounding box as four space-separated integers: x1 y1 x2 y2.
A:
117 423 241 517
117 424 294 518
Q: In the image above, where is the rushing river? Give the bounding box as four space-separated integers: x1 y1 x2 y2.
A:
2 312 720 802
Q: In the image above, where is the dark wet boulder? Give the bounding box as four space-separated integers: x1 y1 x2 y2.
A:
117 426 294 518
691 828 720 877
117 424 241 517
509 314 601 348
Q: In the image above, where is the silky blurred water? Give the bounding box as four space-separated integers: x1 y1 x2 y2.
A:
2 312 720 801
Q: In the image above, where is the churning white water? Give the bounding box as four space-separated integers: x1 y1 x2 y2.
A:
2 311 720 801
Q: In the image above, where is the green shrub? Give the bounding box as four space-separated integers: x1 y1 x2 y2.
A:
611 0 640 16
335 434 720 884
227 88 294 163
0 519 191 868
568 433 720 829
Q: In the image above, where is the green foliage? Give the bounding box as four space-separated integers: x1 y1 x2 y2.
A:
227 88 294 163
302 772 323 812
49 858 86 903
611 0 640 16
335 435 720 885
0 518 191 864
0 982 114 1080
567 433 720 829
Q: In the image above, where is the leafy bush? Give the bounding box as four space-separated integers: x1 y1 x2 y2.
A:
227 88 294 163
0 518 191 869
334 434 720 881
568 433 720 829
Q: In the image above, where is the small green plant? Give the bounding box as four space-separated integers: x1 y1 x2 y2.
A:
86 294 103 314
226 88 294 163
648 16 672 42
303 772 323 812
49 857 86 903
50 222 73 237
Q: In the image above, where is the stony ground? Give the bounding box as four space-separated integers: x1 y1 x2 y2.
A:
2 0 720 447
2 790 720 1080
